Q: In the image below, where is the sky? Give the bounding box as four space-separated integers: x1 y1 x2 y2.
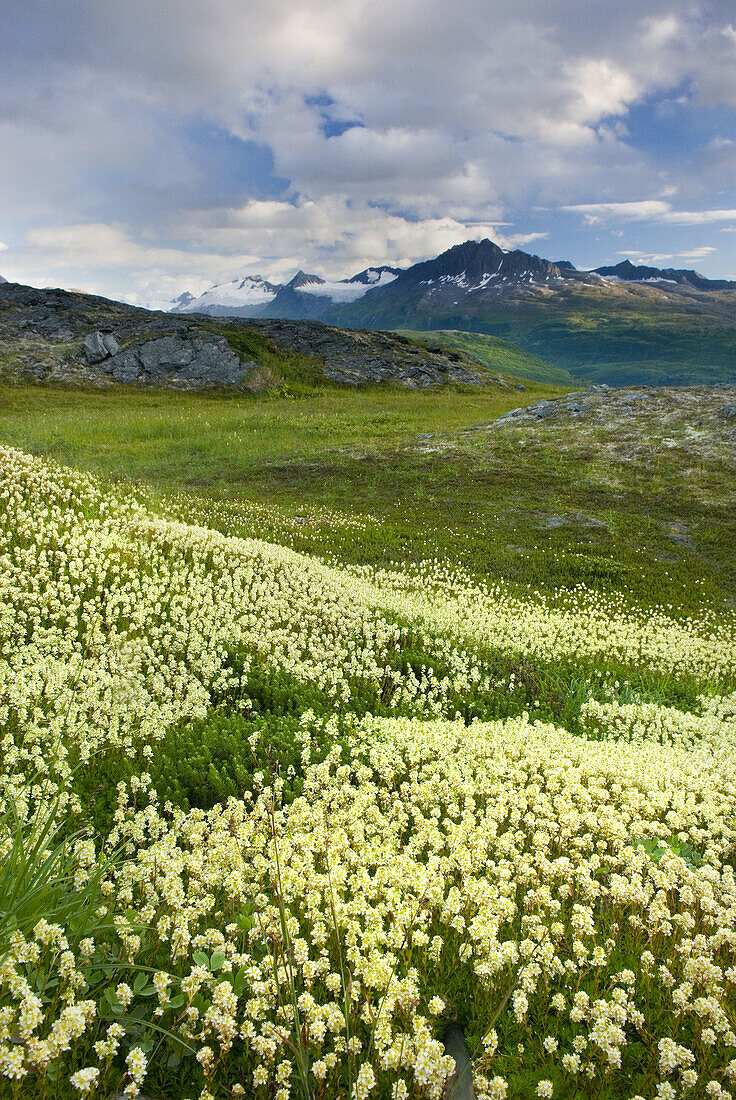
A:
2 0 736 305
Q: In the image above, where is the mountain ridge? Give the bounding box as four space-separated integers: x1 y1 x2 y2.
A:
591 258 736 291
6 236 736 385
168 238 736 320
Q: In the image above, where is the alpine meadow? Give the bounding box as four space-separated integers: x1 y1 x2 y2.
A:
3 2 736 1099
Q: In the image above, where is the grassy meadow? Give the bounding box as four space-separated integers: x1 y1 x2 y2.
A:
0 376 734 611
1 374 736 1100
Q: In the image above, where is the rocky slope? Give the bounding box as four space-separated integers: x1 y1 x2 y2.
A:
0 280 507 390
485 381 736 466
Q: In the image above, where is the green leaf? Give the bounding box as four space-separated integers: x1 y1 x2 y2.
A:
210 951 225 971
192 950 209 969
233 967 248 995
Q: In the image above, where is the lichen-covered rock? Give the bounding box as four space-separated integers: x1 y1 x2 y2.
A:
102 335 253 387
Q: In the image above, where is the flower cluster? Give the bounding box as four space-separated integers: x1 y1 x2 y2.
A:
1 445 735 1099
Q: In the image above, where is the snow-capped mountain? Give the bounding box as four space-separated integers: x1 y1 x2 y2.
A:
280 267 400 303
174 265 402 320
398 238 561 291
164 240 571 321
345 266 403 286
171 275 281 317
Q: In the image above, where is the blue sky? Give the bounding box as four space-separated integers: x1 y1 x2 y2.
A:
2 0 736 304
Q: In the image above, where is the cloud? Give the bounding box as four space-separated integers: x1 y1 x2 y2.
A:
565 200 736 226
0 242 7 252
616 246 716 262
2 0 736 294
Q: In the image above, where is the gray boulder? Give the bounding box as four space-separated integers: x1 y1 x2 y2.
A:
531 400 558 419
84 331 120 363
718 404 736 420
102 334 252 387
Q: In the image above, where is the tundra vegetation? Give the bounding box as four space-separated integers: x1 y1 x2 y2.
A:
1 376 736 1100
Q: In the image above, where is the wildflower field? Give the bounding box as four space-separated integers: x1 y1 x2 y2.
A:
1 385 736 1100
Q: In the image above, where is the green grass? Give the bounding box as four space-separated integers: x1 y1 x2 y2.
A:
218 325 330 391
0 377 734 614
395 328 581 386
0 379 561 487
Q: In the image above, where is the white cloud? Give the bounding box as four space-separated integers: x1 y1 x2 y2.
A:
565 200 736 226
616 246 716 262
0 242 7 252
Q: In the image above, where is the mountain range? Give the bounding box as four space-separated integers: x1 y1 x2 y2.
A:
169 239 736 319
160 239 736 385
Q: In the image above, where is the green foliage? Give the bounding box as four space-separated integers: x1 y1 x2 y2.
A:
0 795 111 964
220 325 329 392
76 661 358 832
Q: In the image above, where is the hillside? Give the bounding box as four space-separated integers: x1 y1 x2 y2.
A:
335 246 736 386
395 328 581 386
2 367 736 1099
0 279 540 392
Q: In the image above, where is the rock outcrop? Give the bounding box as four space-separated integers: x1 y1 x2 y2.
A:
100 334 252 386
246 319 486 387
84 331 120 363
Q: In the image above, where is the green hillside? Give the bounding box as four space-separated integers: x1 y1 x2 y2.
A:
338 279 736 386
395 328 581 386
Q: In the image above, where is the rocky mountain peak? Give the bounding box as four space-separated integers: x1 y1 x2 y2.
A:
399 238 562 288
288 271 325 289
171 291 195 308
404 238 507 284
346 265 404 285
236 275 281 292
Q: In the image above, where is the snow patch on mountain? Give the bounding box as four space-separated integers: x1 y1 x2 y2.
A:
174 275 280 313
298 269 398 301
